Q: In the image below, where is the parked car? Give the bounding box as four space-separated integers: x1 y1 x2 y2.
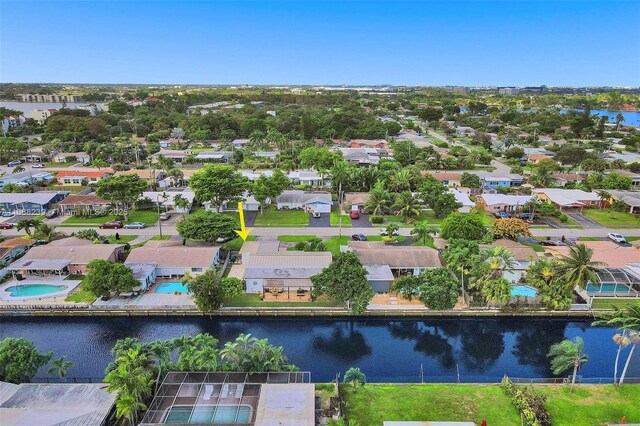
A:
495 211 512 219
349 211 360 219
379 228 400 236
352 233 368 241
608 232 626 244
159 211 172 221
99 221 123 229
123 222 147 229
312 211 321 218
31 163 45 168
519 212 537 221
7 160 22 167
0 222 14 229
1 211 15 217
216 235 234 243
45 209 59 219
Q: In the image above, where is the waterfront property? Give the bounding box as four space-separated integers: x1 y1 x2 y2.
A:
0 381 115 426
125 240 220 278
480 239 538 283
0 276 82 302
6 237 125 276
140 371 313 426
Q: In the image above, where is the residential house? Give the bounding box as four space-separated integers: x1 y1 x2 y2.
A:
551 172 588 187
276 190 332 213
0 237 33 265
608 190 640 214
427 171 463 187
242 251 332 294
55 169 113 186
481 173 524 189
52 152 91 164
544 241 640 269
609 170 640 188
288 170 330 187
455 126 476 136
240 170 273 181
7 237 125 276
239 241 283 264
348 241 443 292
124 240 220 278
141 190 195 213
338 148 386 165
57 193 111 215
113 169 166 187
215 191 263 212
155 149 192 162
125 263 158 291
231 139 250 149
448 189 474 213
532 188 600 212
343 192 370 212
480 239 538 283
348 139 388 149
476 194 533 214
2 115 25 131
527 153 554 164
158 138 186 149
0 191 68 215
0 171 54 190
254 151 279 159
194 151 232 163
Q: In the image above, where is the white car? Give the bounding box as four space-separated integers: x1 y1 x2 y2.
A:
608 232 626 244
31 163 45 168
379 228 400 236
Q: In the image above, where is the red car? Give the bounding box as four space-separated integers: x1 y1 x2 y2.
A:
0 222 14 229
99 221 123 229
350 211 360 219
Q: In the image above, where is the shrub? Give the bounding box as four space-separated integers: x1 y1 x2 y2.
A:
370 216 384 224
500 376 551 426
558 214 568 223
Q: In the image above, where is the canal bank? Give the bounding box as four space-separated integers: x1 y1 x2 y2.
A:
1 316 637 382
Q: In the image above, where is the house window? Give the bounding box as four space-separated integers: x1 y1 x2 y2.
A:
72 179 81 184
191 268 203 272
64 179 72 184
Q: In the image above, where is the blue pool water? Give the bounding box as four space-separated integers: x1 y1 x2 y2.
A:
155 281 189 294
4 284 67 297
165 405 251 424
586 283 631 294
511 285 538 297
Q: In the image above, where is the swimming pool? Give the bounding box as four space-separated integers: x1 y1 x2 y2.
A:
4 284 68 297
511 285 538 297
164 405 252 424
155 281 189 294
586 283 631 294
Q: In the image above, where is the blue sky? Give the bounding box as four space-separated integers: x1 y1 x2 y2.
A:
1 1 639 86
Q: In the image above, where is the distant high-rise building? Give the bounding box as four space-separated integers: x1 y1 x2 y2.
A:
16 94 83 103
498 87 520 95
442 86 469 93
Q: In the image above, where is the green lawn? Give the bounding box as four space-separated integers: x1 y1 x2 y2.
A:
253 206 309 227
64 279 96 304
277 235 316 242
520 241 546 252
342 384 520 426
536 385 640 426
324 235 405 255
221 235 256 251
583 209 640 229
61 210 159 226
103 235 137 244
330 210 352 227
590 298 640 310
224 293 343 307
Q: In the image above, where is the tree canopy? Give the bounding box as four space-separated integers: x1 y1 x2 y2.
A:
189 164 250 211
176 211 239 243
85 259 139 298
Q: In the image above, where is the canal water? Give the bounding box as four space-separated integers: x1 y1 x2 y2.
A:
1 317 637 382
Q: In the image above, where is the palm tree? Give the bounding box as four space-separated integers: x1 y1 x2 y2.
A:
343 367 366 389
34 223 63 242
410 220 436 246
91 159 109 170
172 194 191 218
594 302 640 385
527 257 560 285
393 191 422 223
615 113 624 130
12 165 25 174
166 168 184 187
47 356 73 379
611 332 631 385
155 154 174 173
16 219 42 236
558 244 605 289
115 394 147 426
597 190 611 210
389 169 412 192
364 181 391 217
548 336 588 389
249 130 266 147
479 247 516 280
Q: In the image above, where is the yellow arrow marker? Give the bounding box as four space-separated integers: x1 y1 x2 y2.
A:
234 201 253 241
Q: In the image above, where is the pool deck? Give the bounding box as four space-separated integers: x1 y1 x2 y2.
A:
0 277 82 303
92 278 195 308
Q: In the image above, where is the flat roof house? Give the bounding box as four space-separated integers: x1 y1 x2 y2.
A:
476 194 533 214
55 169 113 186
338 147 385 165
7 237 125 276
125 240 220 278
449 189 475 213
343 192 370 212
243 251 332 295
0 191 68 215
276 190 332 213
532 188 600 212
348 241 442 292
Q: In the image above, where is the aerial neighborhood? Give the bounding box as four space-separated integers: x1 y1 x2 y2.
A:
1 82 640 426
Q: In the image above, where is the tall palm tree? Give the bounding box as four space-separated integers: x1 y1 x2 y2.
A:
34 223 63 242
389 169 412 192
479 247 516 280
410 221 436 246
615 113 624 130
16 219 42 236
548 336 588 389
558 244 605 289
611 332 630 385
249 130 266 148
115 394 147 426
527 257 560 285
393 191 422 223
364 181 391 217
47 356 73 379
596 190 611 210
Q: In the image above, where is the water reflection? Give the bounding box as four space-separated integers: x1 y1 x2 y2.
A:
388 321 455 369
313 324 372 361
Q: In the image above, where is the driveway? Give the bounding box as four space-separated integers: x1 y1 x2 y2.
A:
244 211 257 227
351 213 372 227
565 212 604 229
307 212 330 227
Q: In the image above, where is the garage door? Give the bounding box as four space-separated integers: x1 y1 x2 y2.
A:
313 204 331 213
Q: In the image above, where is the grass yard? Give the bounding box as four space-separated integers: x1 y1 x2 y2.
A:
64 279 96 304
324 235 405 255
521 241 546 252
224 293 343 307
253 206 309 227
535 384 640 426
221 235 256 251
61 210 159 226
277 235 316 242
342 384 520 426
583 209 640 229
330 210 352 227
103 235 137 244
590 298 640 310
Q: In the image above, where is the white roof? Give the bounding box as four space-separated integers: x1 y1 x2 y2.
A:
449 189 475 207
142 190 195 205
479 194 533 206
533 188 600 206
